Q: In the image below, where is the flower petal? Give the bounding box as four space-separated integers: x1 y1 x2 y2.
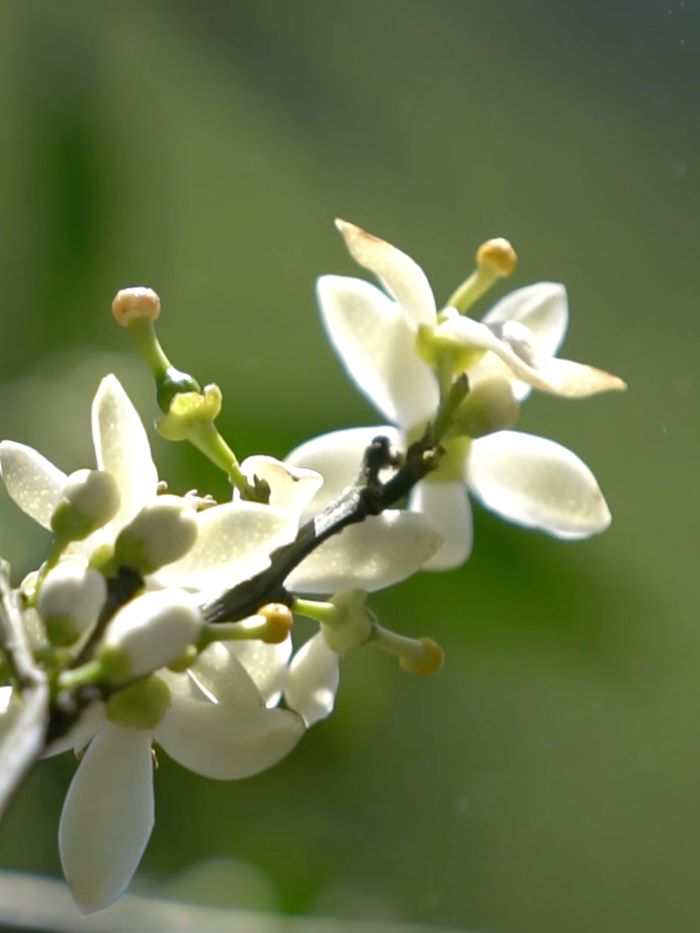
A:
472 283 569 399
154 501 297 594
227 637 293 707
286 426 401 514
483 282 569 356
43 702 105 759
467 431 611 538
186 640 267 708
335 219 437 327
0 441 67 529
409 480 473 570
286 510 442 594
317 275 439 427
285 632 339 727
59 724 154 913
437 316 626 399
155 696 304 779
91 375 158 530
238 455 323 518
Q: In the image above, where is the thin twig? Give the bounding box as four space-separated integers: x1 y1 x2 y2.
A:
0 561 49 819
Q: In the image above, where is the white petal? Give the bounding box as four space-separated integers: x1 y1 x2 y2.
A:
409 480 473 570
155 696 304 779
238 455 323 518
285 632 340 727
471 283 567 400
186 641 267 707
286 426 401 514
154 501 297 594
467 431 611 538
226 637 293 707
59 724 154 913
43 702 105 759
483 282 569 356
0 441 67 529
335 219 437 326
317 275 439 427
437 316 625 399
286 510 442 594
91 375 158 531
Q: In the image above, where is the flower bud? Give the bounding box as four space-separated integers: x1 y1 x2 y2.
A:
453 377 520 438
50 469 120 541
37 558 107 646
112 495 198 574
476 238 517 278
99 589 203 681
111 287 161 327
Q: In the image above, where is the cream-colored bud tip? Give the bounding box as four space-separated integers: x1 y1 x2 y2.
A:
476 238 517 277
112 286 161 326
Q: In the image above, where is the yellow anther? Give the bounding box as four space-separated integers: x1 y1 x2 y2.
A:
112 287 161 327
476 238 517 278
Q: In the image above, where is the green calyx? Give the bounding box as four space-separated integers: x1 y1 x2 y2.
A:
106 674 172 730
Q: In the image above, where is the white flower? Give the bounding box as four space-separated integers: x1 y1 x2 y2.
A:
289 220 624 569
58 640 305 913
0 374 301 607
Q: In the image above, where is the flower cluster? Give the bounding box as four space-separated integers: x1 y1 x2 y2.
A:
0 223 624 913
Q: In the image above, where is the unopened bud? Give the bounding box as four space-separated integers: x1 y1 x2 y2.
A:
453 377 520 438
476 238 517 278
112 287 161 327
37 558 107 646
113 495 198 573
99 589 203 681
51 469 120 541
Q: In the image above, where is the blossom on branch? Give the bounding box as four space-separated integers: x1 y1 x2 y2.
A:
288 220 625 569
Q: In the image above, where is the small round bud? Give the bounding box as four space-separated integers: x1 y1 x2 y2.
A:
37 558 106 646
476 238 517 277
99 589 203 681
454 377 520 438
399 637 445 675
51 469 120 541
258 603 294 644
106 674 172 730
113 495 198 574
112 287 161 327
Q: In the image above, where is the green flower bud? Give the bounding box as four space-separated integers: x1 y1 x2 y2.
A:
37 558 106 647
112 495 198 574
99 589 203 681
50 469 120 541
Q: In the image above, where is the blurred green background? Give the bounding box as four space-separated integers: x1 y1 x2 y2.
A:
0 1 697 931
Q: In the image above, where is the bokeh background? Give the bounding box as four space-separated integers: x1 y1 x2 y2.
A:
0 2 698 931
